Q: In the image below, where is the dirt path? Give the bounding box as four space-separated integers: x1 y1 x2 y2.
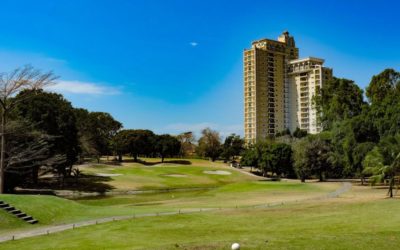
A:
0 182 352 243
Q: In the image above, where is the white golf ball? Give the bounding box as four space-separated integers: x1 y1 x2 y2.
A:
231 242 240 250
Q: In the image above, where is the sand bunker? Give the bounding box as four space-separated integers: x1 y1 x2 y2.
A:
95 173 122 177
163 174 187 178
203 170 231 175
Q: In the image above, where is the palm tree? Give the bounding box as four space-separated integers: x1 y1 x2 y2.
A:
363 150 400 198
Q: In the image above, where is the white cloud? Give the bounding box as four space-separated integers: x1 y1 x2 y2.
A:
189 42 198 47
46 80 121 95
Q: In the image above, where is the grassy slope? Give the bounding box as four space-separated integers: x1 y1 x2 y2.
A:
0 196 398 249
81 159 256 190
0 181 332 234
0 159 334 234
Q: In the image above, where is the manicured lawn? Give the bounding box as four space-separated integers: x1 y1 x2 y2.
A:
0 181 333 234
1 195 398 249
2 158 389 249
80 158 256 190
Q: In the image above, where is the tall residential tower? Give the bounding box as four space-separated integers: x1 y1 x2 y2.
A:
244 31 332 144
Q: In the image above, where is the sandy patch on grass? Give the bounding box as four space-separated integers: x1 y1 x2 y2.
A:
95 173 123 177
163 174 188 178
203 170 231 175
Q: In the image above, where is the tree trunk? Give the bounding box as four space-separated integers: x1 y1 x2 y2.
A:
32 166 39 185
263 170 267 177
161 156 164 163
388 177 394 198
117 154 122 162
301 176 305 183
0 110 6 194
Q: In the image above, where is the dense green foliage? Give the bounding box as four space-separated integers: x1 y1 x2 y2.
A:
314 77 365 130
74 109 122 162
293 136 332 181
240 141 294 178
113 129 182 162
221 133 244 162
241 68 400 195
312 69 400 195
15 90 79 172
155 134 181 162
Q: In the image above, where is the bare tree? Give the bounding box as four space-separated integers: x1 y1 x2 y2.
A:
0 65 57 193
177 131 196 157
196 128 222 162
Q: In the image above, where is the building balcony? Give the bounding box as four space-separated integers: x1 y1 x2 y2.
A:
300 87 308 91
301 108 309 112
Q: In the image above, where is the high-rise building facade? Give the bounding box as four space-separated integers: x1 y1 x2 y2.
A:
244 31 332 144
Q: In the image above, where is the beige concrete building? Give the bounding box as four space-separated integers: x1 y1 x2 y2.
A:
244 31 332 144
287 57 332 134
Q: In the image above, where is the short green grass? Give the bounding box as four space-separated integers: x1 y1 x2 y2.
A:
1 197 398 249
0 180 332 234
80 158 256 190
1 158 373 249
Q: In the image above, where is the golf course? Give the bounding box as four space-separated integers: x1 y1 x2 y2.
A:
0 158 398 249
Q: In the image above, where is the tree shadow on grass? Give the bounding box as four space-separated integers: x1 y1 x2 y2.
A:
123 159 192 166
18 174 115 194
163 160 192 165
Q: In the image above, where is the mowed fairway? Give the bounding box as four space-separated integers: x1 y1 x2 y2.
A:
0 188 398 250
0 159 397 249
79 158 256 190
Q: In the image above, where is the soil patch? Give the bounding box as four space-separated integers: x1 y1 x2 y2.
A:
203 170 231 175
95 173 122 177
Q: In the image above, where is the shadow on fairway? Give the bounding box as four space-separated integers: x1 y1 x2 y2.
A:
123 159 192 166
17 174 115 194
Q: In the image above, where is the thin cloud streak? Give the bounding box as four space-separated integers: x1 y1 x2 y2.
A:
47 80 121 95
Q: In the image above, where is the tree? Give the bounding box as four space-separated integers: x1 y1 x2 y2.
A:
275 128 291 137
293 138 310 182
4 132 65 192
240 146 258 171
74 109 122 162
362 146 385 178
14 89 79 182
113 129 156 162
363 146 400 198
350 142 375 184
112 130 131 162
314 77 365 130
306 137 332 181
240 141 293 177
269 143 294 177
0 66 57 193
155 134 181 162
366 69 400 137
293 137 332 182
177 131 196 157
292 127 307 138
221 134 244 162
366 69 400 105
196 128 222 161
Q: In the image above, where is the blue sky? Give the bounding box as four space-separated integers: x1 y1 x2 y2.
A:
0 0 399 137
